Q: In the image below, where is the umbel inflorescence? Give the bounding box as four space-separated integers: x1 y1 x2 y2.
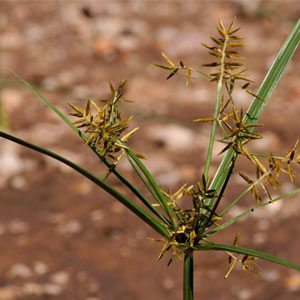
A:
0 15 299 300
68 18 300 277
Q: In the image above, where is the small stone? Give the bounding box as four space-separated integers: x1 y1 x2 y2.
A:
281 182 297 194
118 35 139 51
56 219 82 234
134 229 146 240
164 31 207 57
156 170 181 186
10 176 26 190
43 283 63 296
163 278 174 290
9 263 32 278
22 283 44 296
93 36 118 60
46 213 65 224
90 209 104 222
231 88 252 106
8 219 29 234
284 273 300 291
111 202 125 214
127 19 149 37
2 89 23 113
191 88 212 104
179 165 196 181
71 180 92 195
251 199 283 218
146 124 197 152
236 0 261 16
21 123 66 145
24 25 44 41
0 142 24 183
256 219 270 231
33 261 48 275
71 85 90 99
57 70 76 87
87 281 99 293
42 77 59 91
263 269 280 282
94 17 125 37
155 26 180 44
252 232 267 244
0 286 18 300
50 271 70 285
250 131 280 152
107 228 123 241
142 154 175 175
1 31 23 49
228 205 244 218
238 289 252 300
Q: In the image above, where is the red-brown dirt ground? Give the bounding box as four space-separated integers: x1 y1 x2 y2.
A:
1 1 300 300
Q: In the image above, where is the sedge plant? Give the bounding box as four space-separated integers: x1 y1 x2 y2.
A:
1 18 300 300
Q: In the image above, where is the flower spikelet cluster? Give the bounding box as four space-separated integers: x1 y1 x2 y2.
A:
68 80 140 164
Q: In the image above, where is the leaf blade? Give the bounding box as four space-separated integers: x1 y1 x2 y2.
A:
195 243 300 272
0 130 171 239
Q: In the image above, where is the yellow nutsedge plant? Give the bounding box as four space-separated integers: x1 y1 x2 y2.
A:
1 17 300 300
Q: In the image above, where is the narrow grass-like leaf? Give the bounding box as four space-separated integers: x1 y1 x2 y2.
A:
209 18 300 200
219 170 272 217
0 130 171 240
195 243 300 272
204 188 300 238
8 71 170 226
125 152 172 225
126 148 177 228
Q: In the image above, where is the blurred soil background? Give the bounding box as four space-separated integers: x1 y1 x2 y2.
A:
0 1 300 299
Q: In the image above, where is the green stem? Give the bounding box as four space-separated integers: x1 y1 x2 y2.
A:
203 35 228 180
203 155 236 230
183 250 194 300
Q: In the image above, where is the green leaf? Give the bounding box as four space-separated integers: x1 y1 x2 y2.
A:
219 170 272 218
125 152 172 225
195 243 300 272
0 130 171 240
125 147 177 227
204 188 300 238
8 71 171 227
